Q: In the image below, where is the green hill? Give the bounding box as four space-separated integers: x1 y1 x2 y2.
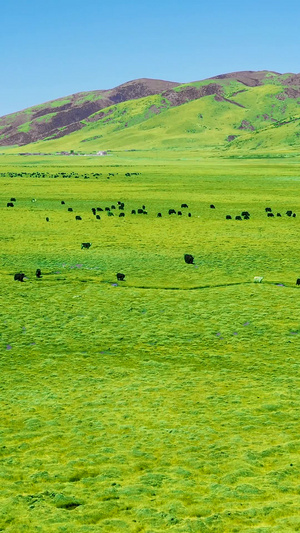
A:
1 71 300 155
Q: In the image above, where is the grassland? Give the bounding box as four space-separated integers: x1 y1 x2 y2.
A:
1 153 300 531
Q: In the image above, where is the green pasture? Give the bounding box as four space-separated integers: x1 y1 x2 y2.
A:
1 155 300 531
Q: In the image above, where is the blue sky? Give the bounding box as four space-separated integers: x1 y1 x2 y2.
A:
1 0 299 116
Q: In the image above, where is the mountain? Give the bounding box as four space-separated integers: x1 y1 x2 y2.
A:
1 71 300 154
0 79 180 147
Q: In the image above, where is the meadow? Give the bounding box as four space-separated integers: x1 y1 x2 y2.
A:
1 152 300 531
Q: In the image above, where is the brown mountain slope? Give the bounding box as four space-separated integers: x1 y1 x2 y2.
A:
209 70 280 87
0 78 180 146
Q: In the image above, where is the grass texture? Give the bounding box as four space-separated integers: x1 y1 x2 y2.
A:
1 156 300 531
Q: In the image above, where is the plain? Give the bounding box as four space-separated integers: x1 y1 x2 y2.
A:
1 153 300 532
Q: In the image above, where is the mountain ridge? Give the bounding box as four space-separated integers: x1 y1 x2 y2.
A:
1 70 300 154
0 78 180 146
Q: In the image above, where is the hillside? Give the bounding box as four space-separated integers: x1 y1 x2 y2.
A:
1 71 300 154
0 79 179 147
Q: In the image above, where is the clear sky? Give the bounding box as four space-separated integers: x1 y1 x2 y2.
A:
1 0 299 116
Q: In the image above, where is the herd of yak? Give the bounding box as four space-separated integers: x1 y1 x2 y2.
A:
3 170 298 285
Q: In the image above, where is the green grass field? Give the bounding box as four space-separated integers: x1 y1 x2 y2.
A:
1 153 300 531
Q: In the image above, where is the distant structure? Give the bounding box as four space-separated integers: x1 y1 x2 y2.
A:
96 151 107 156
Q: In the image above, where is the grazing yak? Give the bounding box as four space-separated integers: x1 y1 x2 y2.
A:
226 215 232 220
81 242 92 249
14 273 26 282
131 210 136 214
7 202 14 207
210 204 215 209
296 279 300 286
181 203 188 208
10 197 16 202
61 201 65 205
68 207 73 212
265 207 272 212
253 276 263 283
96 215 101 220
137 208 144 214
46 217 49 222
157 212 162 217
267 213 274 217
184 254 194 264
286 210 292 217
119 212 125 217
92 208 96 215
36 269 42 278
117 273 125 281
168 209 176 215
75 216 82 220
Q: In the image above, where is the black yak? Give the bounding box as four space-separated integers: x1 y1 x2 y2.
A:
184 254 194 264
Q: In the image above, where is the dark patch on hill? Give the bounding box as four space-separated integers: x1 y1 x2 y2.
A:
162 84 223 107
283 74 300 87
109 80 176 104
210 70 280 87
80 134 103 143
276 87 300 100
238 120 255 131
214 95 246 108
231 89 247 97
85 108 115 124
